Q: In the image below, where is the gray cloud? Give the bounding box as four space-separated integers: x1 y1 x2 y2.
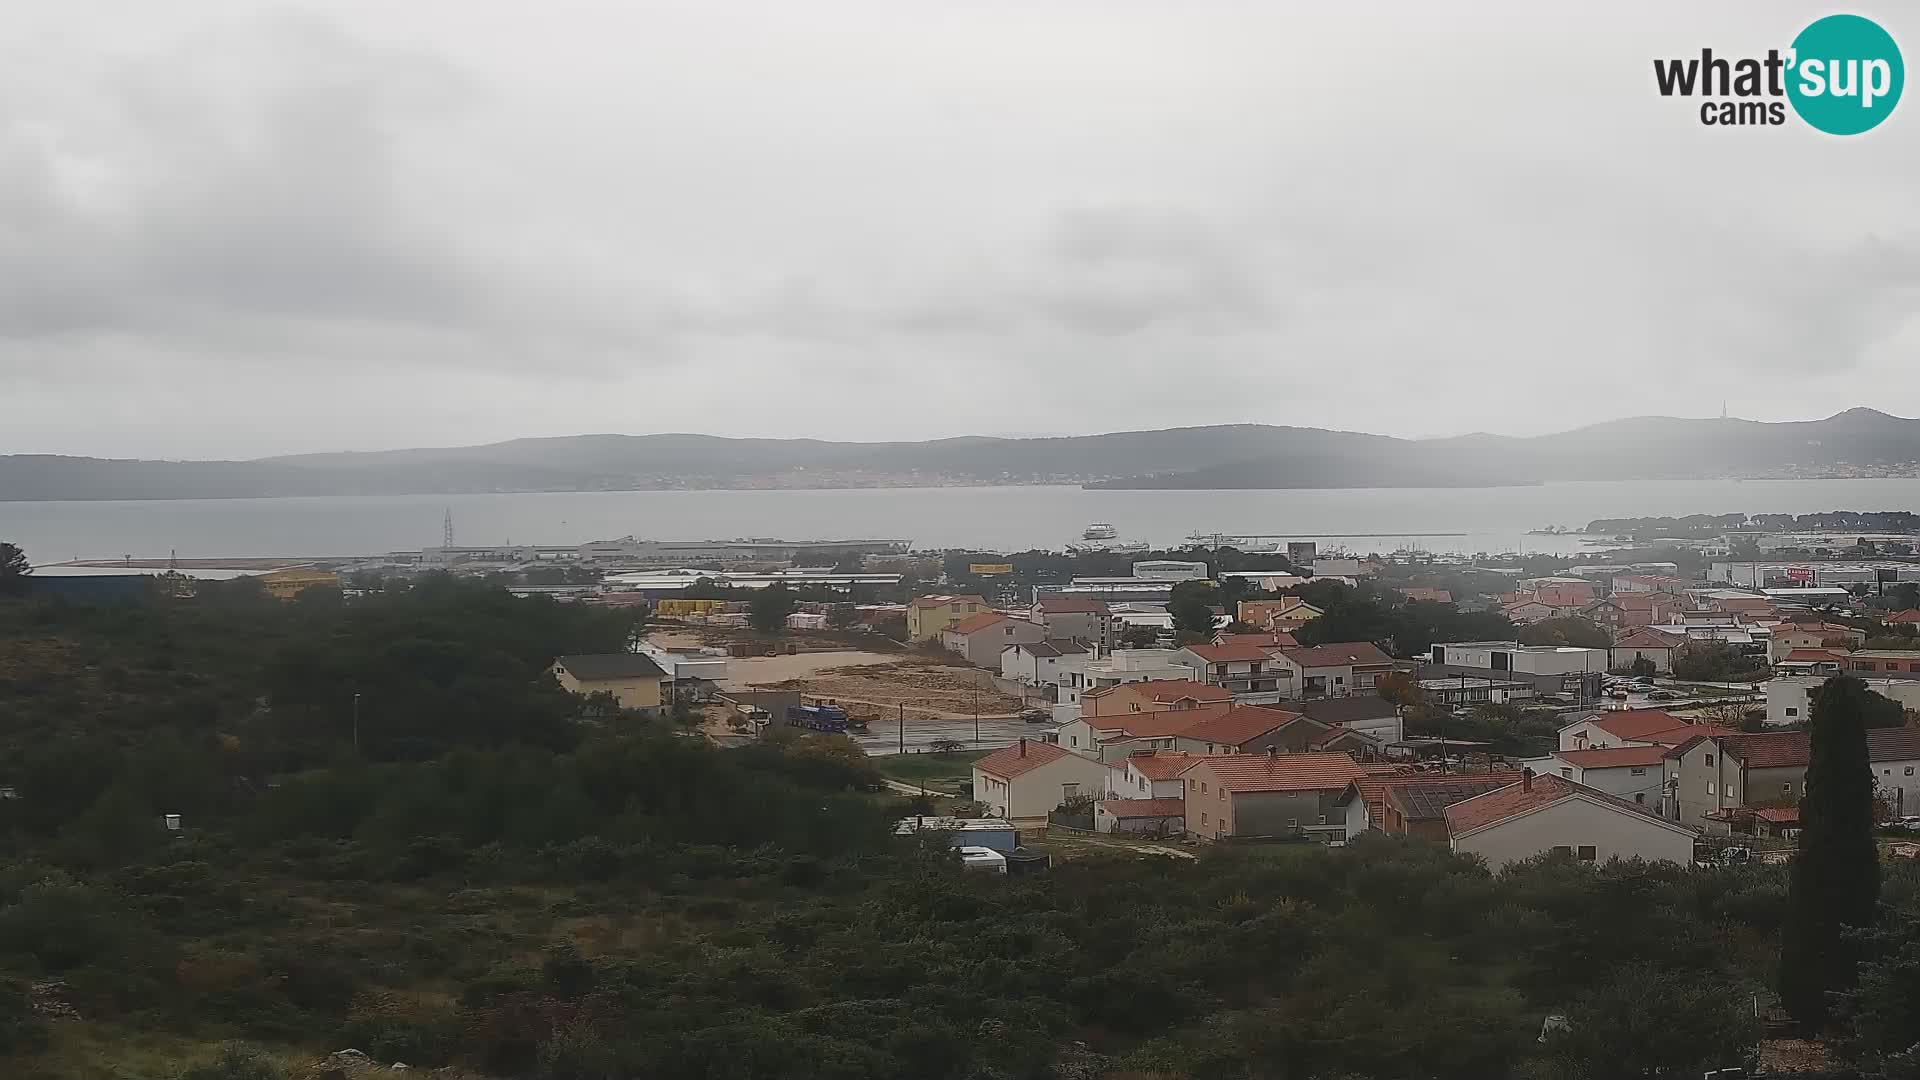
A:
2 1 1918 457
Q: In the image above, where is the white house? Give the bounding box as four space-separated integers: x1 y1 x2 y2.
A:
971 739 1114 821
1769 676 1920 728
1443 773 1698 871
1529 745 1670 808
1104 749 1198 800
1608 629 1686 675
1869 728 1920 818
1000 640 1089 691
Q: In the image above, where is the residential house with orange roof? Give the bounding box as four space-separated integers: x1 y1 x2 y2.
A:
1236 597 1324 633
1029 597 1113 649
1501 599 1560 626
1531 745 1670 807
1888 609 1920 625
1173 641 1289 700
1213 630 1299 651
1271 642 1396 699
1105 749 1200 800
1662 727 1920 827
1056 702 1232 759
1769 620 1867 662
1173 705 1319 756
1180 751 1366 841
906 594 988 640
1082 678 1233 717
1613 591 1682 629
1444 772 1698 870
940 612 1046 667
971 738 1113 822
1608 628 1687 674
1843 650 1920 680
1557 709 1736 752
1335 769 1523 840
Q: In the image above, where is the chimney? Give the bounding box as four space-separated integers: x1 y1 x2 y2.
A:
1018 738 1027 758
1266 745 1279 760
1522 767 1534 792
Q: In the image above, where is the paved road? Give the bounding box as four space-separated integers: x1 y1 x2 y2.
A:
857 715 1054 756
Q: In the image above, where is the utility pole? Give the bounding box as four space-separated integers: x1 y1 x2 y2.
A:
352 692 362 755
973 685 980 745
898 703 905 755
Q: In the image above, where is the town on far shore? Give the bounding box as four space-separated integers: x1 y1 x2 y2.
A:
23 512 1920 873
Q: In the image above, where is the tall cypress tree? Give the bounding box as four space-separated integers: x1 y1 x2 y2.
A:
1779 675 1881 1029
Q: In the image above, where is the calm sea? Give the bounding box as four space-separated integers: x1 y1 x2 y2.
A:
8 478 1920 563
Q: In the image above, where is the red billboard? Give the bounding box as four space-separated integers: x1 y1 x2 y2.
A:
1786 566 1814 583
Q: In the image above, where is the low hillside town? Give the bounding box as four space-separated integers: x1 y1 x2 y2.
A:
488 528 1920 873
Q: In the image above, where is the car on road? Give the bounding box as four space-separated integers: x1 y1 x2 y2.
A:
1020 708 1050 724
1647 690 1677 701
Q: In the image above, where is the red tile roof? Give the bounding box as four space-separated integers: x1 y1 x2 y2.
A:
1343 770 1524 828
1888 610 1920 624
1869 728 1920 762
1443 774 1687 837
1217 631 1299 649
947 612 1013 635
1132 679 1234 704
1614 592 1679 610
1123 750 1202 780
1754 806 1800 824
1184 752 1364 793
1783 647 1848 663
1089 704 1234 739
1612 628 1685 650
1098 797 1188 819
1178 706 1308 747
1724 731 1810 769
1184 642 1278 663
1553 745 1671 769
973 739 1075 780
1280 642 1394 669
1585 710 1735 747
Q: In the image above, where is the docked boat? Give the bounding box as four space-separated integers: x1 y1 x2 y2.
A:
1068 523 1149 554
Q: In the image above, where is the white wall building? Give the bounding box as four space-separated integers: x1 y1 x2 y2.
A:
1444 774 1698 871
1769 676 1920 727
1429 641 1608 676
1130 560 1210 581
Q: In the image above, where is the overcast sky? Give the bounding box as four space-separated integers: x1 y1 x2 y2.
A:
4 1 1916 458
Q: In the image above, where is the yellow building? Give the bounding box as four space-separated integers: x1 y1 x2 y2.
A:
258 567 340 600
905 594 989 641
551 654 666 714
654 598 731 618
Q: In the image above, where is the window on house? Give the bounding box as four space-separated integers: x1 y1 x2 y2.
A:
1786 707 1798 717
1318 814 1328 825
1559 768 1572 778
1201 812 1208 825
1218 789 1225 801
1635 793 1645 804
1705 754 1714 766
1288 818 1299 830
1783 782 1793 794
1706 782 1716 795
1551 845 1572 856
1201 782 1208 794
1063 784 1079 799
1907 767 1916 776
1577 845 1597 862
1630 767 1646 776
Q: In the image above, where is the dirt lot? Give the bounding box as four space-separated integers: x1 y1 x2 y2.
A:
755 658 1023 722
719 649 910 686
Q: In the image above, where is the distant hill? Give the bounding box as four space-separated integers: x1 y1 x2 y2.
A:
5 409 1919 500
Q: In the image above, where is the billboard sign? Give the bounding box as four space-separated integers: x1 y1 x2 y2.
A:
969 563 1014 576
1786 566 1814 583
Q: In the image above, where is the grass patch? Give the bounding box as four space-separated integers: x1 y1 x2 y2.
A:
874 750 988 790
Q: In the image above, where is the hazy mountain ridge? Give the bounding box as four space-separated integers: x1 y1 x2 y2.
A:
5 410 1917 500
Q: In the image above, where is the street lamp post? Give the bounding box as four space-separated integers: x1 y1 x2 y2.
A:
352 692 362 755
